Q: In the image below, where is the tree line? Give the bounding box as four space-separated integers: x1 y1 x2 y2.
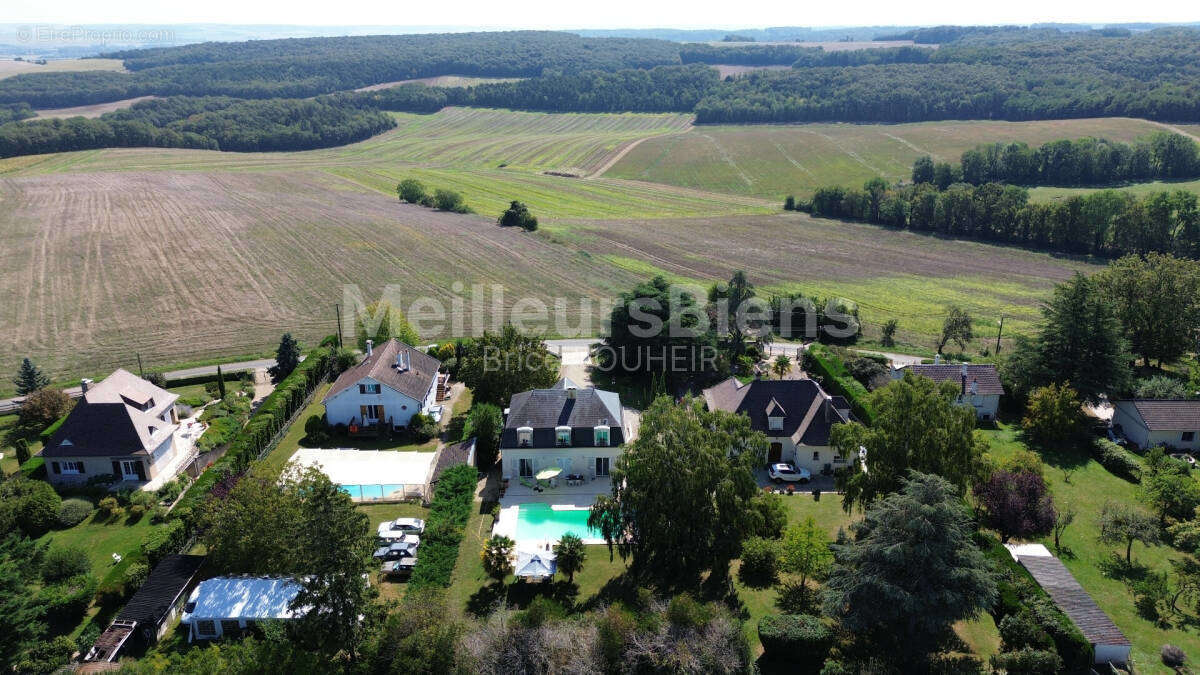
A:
0 96 395 157
795 178 1200 259
679 43 934 67
915 132 1200 188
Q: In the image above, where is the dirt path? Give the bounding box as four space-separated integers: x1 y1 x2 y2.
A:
589 123 694 178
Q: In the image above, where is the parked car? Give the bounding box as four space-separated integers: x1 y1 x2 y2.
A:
768 463 811 484
381 555 417 577
428 405 444 422
377 517 425 539
373 541 419 561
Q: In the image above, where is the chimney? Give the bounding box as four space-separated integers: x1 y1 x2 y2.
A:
567 386 576 399
395 349 409 371
365 339 373 356
824 393 832 423
80 378 92 395
960 363 968 396
970 379 979 395
934 354 942 365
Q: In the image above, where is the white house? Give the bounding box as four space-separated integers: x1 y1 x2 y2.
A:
893 362 1004 421
702 377 852 476
500 378 627 482
43 369 181 488
323 339 440 431
180 576 305 641
1113 399 1200 451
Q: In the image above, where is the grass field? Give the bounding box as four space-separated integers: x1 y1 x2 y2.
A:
34 95 157 119
1029 178 1200 202
606 117 1175 200
0 58 125 79
0 106 1107 378
354 76 523 92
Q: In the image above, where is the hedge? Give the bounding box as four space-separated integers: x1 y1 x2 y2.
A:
141 519 186 567
408 464 477 589
804 344 875 424
1091 439 1141 483
164 369 252 389
758 613 832 659
39 413 70 442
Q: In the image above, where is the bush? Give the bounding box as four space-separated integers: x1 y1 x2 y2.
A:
303 414 330 445
738 537 778 587
758 614 833 660
124 562 150 590
42 545 92 582
1162 644 1187 668
155 476 188 504
750 492 788 538
408 464 476 589
990 648 1064 674
39 574 97 624
666 593 713 629
57 497 95 528
497 200 538 231
142 519 186 566
397 178 427 204
98 495 120 517
1091 439 1142 483
433 188 469 213
0 477 62 536
409 412 440 443
998 612 1054 652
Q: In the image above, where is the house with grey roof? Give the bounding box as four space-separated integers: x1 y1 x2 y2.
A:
323 339 440 432
500 378 627 483
43 369 181 488
1113 399 1200 451
702 377 852 475
893 362 1005 420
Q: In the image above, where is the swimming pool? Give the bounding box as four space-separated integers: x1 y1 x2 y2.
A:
515 503 601 542
338 484 412 501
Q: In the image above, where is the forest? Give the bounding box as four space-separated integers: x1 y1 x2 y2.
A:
916 132 1200 188
796 179 1200 260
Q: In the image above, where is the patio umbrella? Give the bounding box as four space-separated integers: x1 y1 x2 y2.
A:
535 467 563 480
515 552 557 578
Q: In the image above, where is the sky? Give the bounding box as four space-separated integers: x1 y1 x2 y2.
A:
4 0 1198 30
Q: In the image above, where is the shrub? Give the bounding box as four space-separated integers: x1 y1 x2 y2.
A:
803 344 874 423
998 612 1054 652
0 477 62 537
42 545 92 582
758 614 833 659
57 498 95 528
149 504 170 524
124 562 150 590
989 648 1064 674
1162 644 1187 668
303 414 330 445
408 464 475 589
433 188 469 213
409 412 440 443
666 593 713 628
397 178 427 204
39 574 97 624
518 596 566 628
98 496 120 517
497 200 538 231
1091 439 1142 483
750 492 787 538
738 537 778 587
142 519 186 566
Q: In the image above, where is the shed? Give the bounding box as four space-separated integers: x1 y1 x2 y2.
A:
1009 544 1131 665
85 554 206 661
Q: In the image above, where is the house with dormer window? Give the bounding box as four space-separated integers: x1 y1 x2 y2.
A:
702 377 852 476
323 339 440 432
500 378 627 482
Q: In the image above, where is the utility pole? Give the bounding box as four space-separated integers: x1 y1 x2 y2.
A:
334 304 343 349
995 316 1004 354
136 353 144 378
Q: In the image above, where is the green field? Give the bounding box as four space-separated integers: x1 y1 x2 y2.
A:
606 117 1178 200
1029 178 1200 202
0 107 1107 377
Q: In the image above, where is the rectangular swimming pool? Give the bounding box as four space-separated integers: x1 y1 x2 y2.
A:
515 503 601 542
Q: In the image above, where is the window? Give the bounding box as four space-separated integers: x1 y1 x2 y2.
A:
594 426 610 447
556 426 572 447
812 451 820 462
519 458 534 478
595 457 611 477
60 461 85 474
220 620 241 634
360 404 384 422
196 620 217 637
833 454 846 464
518 427 533 448
1185 431 1196 442
359 383 381 395
768 416 783 431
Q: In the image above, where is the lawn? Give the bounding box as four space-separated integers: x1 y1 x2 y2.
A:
1 413 43 475
358 501 430 602
36 511 158 580
981 422 1198 674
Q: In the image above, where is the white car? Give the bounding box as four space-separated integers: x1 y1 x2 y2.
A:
377 517 425 541
768 463 811 484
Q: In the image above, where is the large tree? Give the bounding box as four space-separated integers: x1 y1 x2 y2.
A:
588 395 766 584
936 306 974 354
464 403 502 471
822 472 996 669
457 326 558 407
1097 501 1160 564
1021 383 1088 448
354 301 420 352
1002 272 1132 402
832 371 987 512
1095 253 1200 368
268 333 302 382
18 388 72 430
708 270 765 372
600 275 716 381
973 469 1056 543
12 358 49 396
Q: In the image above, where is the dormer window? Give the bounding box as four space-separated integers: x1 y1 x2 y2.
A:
517 426 533 448
768 416 783 431
594 425 610 447
359 383 381 395
556 426 572 447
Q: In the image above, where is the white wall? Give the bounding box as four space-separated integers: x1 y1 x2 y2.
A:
955 393 999 420
324 376 429 429
766 437 847 475
1114 402 1200 451
504 446 623 481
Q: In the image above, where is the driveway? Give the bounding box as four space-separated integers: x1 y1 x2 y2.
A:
754 467 838 493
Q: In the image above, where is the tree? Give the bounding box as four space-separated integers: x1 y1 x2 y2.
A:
771 355 791 379
268 334 301 382
1097 501 1160 564
464 403 502 470
497 200 538 231
0 537 44 672
833 371 986 512
457 326 557 406
0 478 61 537
974 470 1056 543
12 358 49 396
589 395 766 584
481 535 515 583
353 301 420 353
433 189 469 213
1021 383 1087 448
822 473 996 668
936 306 973 354
912 155 935 184
216 365 226 399
18 388 71 430
12 439 30 467
880 319 898 348
1140 448 1200 526
553 533 586 583
1134 375 1191 399
1095 253 1200 367
708 270 764 371
779 516 832 600
600 275 717 381
1004 273 1132 403
359 589 463 674
1052 505 1075 554
396 178 428 204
